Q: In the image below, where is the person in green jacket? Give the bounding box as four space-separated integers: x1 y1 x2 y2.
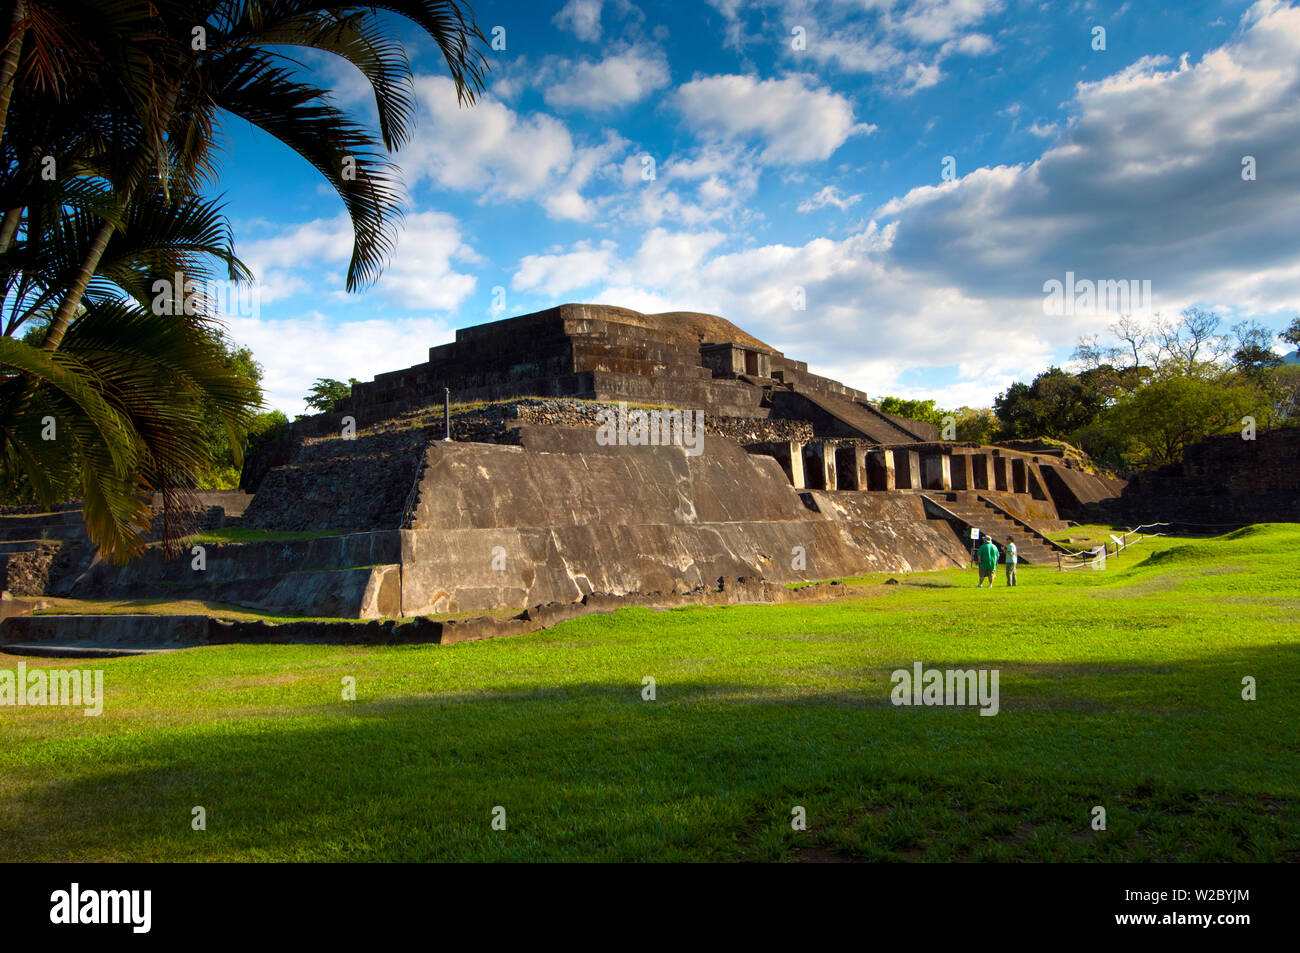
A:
976 536 1000 587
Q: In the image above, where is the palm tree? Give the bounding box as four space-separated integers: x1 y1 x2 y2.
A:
1 0 487 349
0 0 489 560
0 187 262 559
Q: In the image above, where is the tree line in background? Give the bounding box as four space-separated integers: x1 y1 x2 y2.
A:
880 310 1300 475
0 1 486 560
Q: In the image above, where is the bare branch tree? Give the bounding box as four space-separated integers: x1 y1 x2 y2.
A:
1109 314 1149 368
1230 319 1275 352
1153 308 1227 373
1071 333 1111 370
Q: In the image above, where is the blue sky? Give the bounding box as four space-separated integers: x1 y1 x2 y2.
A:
212 0 1300 415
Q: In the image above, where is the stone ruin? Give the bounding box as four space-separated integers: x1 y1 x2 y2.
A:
1109 427 1300 524
6 304 1129 621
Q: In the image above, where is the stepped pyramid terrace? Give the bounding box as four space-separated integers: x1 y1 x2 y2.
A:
3 305 1126 624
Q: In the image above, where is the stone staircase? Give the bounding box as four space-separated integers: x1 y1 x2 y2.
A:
772 386 928 444
922 492 1064 565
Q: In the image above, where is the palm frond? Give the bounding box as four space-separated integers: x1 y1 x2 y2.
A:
211 49 403 289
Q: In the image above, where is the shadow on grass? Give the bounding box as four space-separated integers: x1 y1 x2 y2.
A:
2 643 1297 863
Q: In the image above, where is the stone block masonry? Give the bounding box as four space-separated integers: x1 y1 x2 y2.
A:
69 532 403 618
1114 428 1300 524
241 304 943 493
395 426 969 614
53 304 1132 624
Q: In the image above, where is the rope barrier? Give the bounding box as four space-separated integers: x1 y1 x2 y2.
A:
1054 520 1250 570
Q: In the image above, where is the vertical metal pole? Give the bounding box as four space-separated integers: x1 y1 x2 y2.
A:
443 387 451 441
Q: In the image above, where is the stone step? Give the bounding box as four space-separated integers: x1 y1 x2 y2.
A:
945 503 1055 541
931 499 1059 564
1 614 212 646
1 643 181 658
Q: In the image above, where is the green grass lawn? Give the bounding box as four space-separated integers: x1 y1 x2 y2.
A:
2 524 1298 862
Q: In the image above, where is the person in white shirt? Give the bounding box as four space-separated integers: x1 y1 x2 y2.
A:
1005 541 1018 586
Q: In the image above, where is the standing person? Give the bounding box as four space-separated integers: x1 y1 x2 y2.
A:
1005 540 1018 587
975 535 1000 587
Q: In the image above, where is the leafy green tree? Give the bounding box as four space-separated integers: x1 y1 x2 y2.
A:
1071 423 1131 476
1232 343 1283 375
305 377 360 412
2 1 488 350
1281 317 1300 350
1229 320 1283 378
994 367 1104 440
1269 365 1300 423
1076 363 1150 403
0 187 261 556
247 408 289 452
951 406 998 444
195 337 287 488
876 396 946 429
1100 374 1264 468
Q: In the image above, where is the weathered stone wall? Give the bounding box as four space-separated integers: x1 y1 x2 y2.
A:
241 304 942 490
241 427 439 532
982 490 1070 529
798 492 970 569
336 304 780 421
1038 464 1128 520
1114 428 1300 523
68 532 402 618
0 542 57 596
399 427 967 614
243 399 829 530
771 390 931 443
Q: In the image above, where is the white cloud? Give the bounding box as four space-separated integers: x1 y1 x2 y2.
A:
380 213 482 308
752 0 1005 93
629 228 727 285
544 130 630 222
892 0 1004 44
544 47 670 111
402 76 626 220
610 145 763 226
675 74 873 163
497 3 1300 406
590 285 679 314
872 0 1300 318
512 241 618 296
241 211 478 310
510 229 725 298
500 222 1045 403
227 312 455 417
238 218 354 304
797 185 864 212
554 0 604 42
228 209 479 415
941 33 996 56
705 0 750 49
256 0 1300 415
405 77 573 197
